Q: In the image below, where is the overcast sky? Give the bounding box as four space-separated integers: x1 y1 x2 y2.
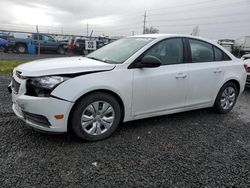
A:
0 0 249 39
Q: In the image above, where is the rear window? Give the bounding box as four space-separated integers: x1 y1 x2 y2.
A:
189 38 231 63
214 46 231 61
189 39 214 63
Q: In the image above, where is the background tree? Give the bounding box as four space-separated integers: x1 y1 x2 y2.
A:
144 26 159 34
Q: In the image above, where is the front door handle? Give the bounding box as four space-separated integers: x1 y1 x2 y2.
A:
175 73 187 79
214 68 222 73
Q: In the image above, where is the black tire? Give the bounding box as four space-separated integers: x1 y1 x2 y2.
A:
57 46 66 55
214 82 239 114
71 92 122 141
16 44 27 54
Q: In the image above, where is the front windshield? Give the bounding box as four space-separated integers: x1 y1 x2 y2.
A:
87 37 154 64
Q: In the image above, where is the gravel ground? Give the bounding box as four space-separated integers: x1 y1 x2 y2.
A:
0 75 250 188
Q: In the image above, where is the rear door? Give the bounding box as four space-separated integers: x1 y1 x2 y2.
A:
185 38 231 107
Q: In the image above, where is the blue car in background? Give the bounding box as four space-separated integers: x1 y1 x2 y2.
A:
0 38 8 52
0 38 8 46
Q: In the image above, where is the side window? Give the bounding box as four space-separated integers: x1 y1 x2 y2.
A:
189 39 214 63
33 34 42 40
44 35 54 42
214 46 231 61
144 38 183 65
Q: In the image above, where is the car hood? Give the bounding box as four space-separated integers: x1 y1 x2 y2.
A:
16 57 116 77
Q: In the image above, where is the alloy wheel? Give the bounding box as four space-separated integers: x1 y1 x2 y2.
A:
220 86 236 110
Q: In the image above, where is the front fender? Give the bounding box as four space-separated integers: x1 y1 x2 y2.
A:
51 69 133 121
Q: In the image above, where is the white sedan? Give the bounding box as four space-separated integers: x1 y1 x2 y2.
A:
9 34 247 141
242 54 250 86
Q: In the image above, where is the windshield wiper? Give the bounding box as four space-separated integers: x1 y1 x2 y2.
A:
87 56 118 64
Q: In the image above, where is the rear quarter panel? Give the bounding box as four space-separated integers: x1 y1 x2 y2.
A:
212 59 247 103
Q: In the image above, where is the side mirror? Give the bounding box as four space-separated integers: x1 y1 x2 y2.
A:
137 55 161 68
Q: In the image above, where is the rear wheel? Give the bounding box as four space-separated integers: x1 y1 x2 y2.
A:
71 92 121 141
214 82 239 114
16 44 27 54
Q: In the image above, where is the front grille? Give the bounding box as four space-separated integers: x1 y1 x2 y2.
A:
247 67 250 73
12 77 20 93
23 111 51 127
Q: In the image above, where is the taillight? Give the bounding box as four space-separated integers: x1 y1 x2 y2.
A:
244 64 248 72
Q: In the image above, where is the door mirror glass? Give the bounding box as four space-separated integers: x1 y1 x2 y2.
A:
137 55 162 68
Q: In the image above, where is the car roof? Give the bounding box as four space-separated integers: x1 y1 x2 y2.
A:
129 33 211 41
129 33 237 60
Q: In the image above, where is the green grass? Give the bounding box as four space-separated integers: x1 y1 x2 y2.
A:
0 60 26 75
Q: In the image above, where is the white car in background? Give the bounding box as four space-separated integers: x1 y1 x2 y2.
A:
242 54 250 87
9 34 248 141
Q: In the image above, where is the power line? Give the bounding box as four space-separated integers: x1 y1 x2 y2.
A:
146 0 215 12
148 1 248 16
154 19 250 28
147 12 250 23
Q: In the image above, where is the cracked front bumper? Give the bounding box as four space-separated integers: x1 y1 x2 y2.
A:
12 93 74 133
10 74 74 133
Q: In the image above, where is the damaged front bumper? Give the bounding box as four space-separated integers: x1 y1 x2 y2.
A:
9 75 74 133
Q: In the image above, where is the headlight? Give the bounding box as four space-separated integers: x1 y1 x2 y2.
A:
26 76 67 97
29 76 65 89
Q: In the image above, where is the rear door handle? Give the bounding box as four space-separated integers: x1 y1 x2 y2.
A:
175 73 187 79
214 68 222 73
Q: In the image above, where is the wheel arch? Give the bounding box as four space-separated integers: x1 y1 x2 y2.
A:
67 89 125 131
15 42 27 49
214 78 241 104
222 79 241 93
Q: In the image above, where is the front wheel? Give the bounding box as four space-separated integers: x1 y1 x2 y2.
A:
71 92 122 141
214 82 239 114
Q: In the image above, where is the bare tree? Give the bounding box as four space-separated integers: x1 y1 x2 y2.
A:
191 26 200 36
144 26 159 34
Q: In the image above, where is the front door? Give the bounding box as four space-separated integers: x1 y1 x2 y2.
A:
131 38 188 116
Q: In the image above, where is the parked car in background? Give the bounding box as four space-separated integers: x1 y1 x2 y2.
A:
0 38 8 46
242 54 250 87
67 36 114 55
233 36 250 57
0 32 13 41
9 33 68 54
0 38 8 52
218 39 234 53
9 34 247 141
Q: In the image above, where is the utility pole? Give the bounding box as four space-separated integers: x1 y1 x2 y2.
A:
87 23 89 37
143 11 147 34
61 25 63 34
36 25 40 57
